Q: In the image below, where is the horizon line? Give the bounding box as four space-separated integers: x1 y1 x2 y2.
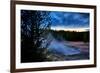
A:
51 27 89 32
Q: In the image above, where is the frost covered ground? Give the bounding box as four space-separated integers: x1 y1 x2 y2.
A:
48 39 80 56
42 33 89 61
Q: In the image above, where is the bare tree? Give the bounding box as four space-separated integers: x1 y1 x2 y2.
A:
21 10 51 62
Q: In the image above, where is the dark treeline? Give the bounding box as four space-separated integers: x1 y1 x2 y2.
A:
51 30 89 42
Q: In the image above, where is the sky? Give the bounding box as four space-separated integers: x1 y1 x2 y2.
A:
49 11 90 31
21 10 90 31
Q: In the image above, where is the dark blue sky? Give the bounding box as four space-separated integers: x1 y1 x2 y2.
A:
50 11 90 29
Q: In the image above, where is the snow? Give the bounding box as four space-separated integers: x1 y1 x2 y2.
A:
41 33 81 56
41 33 53 48
48 39 80 56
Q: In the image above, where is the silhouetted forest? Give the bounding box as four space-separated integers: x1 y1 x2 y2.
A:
21 10 51 62
51 30 89 42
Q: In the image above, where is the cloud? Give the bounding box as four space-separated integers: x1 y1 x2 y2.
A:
50 11 89 28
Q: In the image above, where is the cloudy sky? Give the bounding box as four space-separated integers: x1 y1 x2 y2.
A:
49 11 90 31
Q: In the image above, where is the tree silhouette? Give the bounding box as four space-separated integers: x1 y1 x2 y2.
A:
21 10 51 62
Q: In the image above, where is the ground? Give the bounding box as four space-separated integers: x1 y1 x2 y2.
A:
44 33 89 61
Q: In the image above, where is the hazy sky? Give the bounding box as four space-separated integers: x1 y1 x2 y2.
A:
50 11 90 30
